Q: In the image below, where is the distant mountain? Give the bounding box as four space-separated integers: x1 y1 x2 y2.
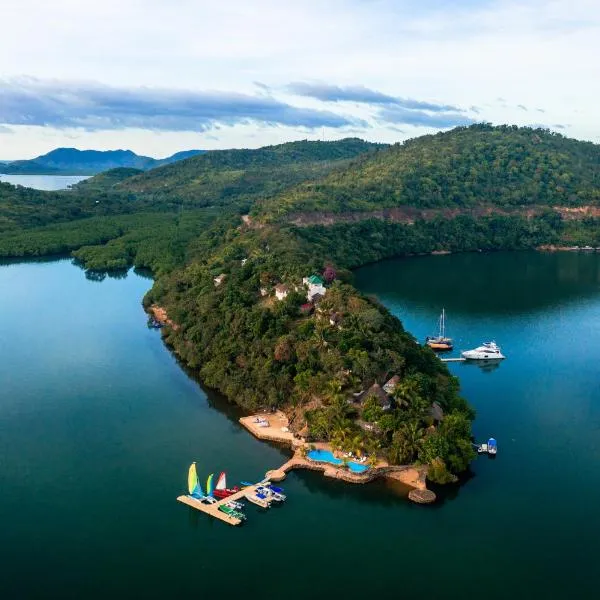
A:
0 148 205 175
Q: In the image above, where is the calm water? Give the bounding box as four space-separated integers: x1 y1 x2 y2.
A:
1 253 599 599
0 174 89 190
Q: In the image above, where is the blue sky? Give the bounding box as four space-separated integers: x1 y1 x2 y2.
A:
0 0 598 158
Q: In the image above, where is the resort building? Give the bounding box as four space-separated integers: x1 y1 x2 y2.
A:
383 375 400 395
360 383 392 411
275 284 289 301
214 274 226 287
303 275 326 302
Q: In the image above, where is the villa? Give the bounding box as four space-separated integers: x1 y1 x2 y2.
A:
303 274 327 301
275 284 289 301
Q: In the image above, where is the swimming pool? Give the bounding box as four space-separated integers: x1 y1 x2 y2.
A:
307 449 369 473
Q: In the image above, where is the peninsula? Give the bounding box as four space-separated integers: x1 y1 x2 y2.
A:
2 125 600 489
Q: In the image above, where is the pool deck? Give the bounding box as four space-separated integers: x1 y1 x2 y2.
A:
240 412 431 498
239 411 298 446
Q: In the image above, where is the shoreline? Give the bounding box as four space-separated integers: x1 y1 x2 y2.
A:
148 304 436 503
239 412 432 501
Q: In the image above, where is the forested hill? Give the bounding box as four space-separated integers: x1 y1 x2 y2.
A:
0 147 205 175
256 124 600 220
114 138 386 207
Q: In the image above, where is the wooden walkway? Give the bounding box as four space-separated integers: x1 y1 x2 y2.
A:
177 483 267 526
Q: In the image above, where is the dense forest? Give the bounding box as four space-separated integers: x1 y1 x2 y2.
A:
114 138 385 209
256 124 600 219
2 125 600 484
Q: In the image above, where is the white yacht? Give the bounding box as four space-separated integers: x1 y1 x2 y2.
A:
461 341 505 360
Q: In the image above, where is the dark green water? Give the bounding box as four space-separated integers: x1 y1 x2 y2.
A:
1 253 599 599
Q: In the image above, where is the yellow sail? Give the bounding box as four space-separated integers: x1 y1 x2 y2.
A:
206 473 214 496
188 462 198 495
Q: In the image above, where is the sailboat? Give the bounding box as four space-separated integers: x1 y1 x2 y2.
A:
213 471 241 499
187 462 204 499
426 308 453 351
206 473 215 497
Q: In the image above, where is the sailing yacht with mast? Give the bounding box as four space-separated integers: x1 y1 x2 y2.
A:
426 308 453 351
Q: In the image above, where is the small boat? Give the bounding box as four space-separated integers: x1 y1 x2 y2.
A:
199 495 217 504
256 485 286 502
187 462 204 499
461 341 505 360
225 500 245 511
218 504 245 520
487 438 498 455
245 492 271 508
213 488 240 499
213 471 240 498
426 309 453 351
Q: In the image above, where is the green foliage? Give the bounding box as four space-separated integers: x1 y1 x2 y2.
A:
259 124 600 219
116 138 384 209
362 396 384 423
9 127 598 482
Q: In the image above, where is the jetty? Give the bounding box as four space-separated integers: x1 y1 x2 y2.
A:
440 357 466 363
177 483 268 526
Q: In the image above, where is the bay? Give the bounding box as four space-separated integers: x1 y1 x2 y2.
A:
1 252 599 599
0 174 90 190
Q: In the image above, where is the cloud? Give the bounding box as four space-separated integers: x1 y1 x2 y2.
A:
0 77 360 132
0 125 13 134
517 104 528 111
377 106 475 128
286 82 461 112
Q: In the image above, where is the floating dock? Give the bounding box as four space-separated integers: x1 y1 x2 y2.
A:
177 483 267 526
440 357 466 363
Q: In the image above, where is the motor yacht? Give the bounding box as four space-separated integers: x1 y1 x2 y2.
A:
461 341 505 360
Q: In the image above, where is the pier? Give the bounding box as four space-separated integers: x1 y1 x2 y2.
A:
440 357 466 362
177 483 267 526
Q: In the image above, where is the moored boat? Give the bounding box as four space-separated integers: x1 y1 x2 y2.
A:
487 437 498 455
426 308 453 351
219 504 246 520
461 341 505 360
213 471 240 498
213 487 241 499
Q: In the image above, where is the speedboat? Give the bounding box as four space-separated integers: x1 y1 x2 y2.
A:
461 341 505 360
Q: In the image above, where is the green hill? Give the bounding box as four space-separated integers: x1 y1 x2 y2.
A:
5 126 600 485
116 138 386 208
257 124 600 220
73 167 145 192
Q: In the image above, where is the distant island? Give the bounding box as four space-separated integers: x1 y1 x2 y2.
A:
1 124 599 487
0 147 205 175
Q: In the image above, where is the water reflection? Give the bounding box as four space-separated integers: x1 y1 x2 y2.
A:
355 251 600 315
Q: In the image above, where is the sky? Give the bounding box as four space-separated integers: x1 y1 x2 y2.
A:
0 0 598 159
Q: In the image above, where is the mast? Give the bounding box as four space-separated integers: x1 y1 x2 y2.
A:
440 308 446 339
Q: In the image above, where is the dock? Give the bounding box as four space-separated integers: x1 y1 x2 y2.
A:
440 357 466 363
177 483 267 526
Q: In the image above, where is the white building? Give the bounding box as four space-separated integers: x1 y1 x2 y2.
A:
275 284 289 301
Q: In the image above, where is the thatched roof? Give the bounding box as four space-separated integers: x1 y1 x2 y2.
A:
362 383 391 409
